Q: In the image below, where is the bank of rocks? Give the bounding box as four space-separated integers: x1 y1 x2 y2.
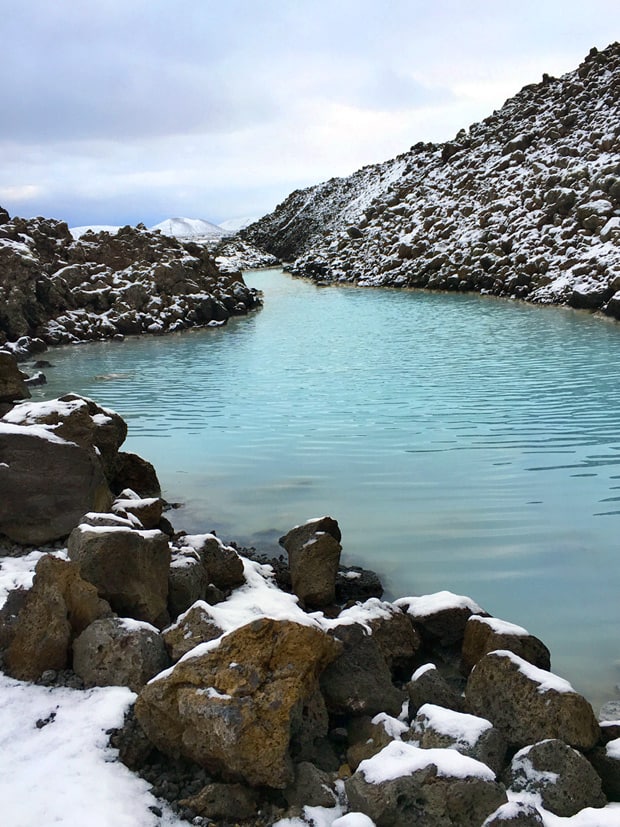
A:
0 211 261 357
246 43 620 318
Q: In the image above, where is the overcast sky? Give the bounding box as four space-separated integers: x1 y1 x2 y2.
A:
1 1 619 228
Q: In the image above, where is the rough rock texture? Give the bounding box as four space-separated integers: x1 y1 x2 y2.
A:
345 742 507 827
109 451 161 498
0 351 30 402
180 534 245 591
135 618 341 788
167 552 209 619
112 491 163 530
589 739 620 800
461 615 551 675
346 716 399 771
503 739 607 817
162 602 223 662
247 43 620 317
482 802 545 826
368 604 422 677
407 664 466 716
283 761 336 809
67 524 171 627
466 650 600 750
4 555 112 680
0 218 261 350
279 516 342 607
396 591 486 647
3 393 127 480
0 423 112 544
409 703 507 776
72 617 170 692
179 782 259 821
320 622 405 717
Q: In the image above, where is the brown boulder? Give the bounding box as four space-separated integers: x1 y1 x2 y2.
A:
461 615 550 675
3 393 127 479
466 650 600 750
181 534 245 591
168 552 209 619
4 555 112 681
162 601 223 661
110 451 161 498
0 351 30 402
67 524 170 627
0 423 112 543
135 618 341 788
279 516 342 607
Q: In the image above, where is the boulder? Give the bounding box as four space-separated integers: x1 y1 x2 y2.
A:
0 587 29 650
110 451 161 498
482 802 544 826
320 622 405 717
367 603 422 677
162 601 223 661
0 351 30 402
135 618 341 788
407 663 466 716
72 617 170 692
346 715 406 771
283 761 337 808
67 524 171 627
461 616 550 675
0 423 112 544
179 782 258 821
2 394 127 480
345 740 507 827
395 591 486 647
167 552 209 619
466 650 600 750
112 490 164 529
587 738 620 800
279 516 342 607
503 739 606 817
180 533 245 591
4 555 112 681
409 703 507 776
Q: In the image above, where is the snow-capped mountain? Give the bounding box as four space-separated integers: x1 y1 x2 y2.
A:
150 217 226 240
245 43 620 318
218 216 259 234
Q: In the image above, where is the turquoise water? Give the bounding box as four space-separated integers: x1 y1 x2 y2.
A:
30 268 620 707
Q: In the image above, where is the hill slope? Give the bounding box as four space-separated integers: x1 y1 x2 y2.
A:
245 44 620 317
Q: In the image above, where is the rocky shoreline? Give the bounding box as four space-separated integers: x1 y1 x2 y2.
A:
1 355 620 825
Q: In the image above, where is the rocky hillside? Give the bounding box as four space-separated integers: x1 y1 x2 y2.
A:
0 209 261 357
245 44 620 317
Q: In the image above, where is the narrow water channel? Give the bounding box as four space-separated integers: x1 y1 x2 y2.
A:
31 268 620 708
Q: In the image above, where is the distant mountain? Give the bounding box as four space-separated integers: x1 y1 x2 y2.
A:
218 216 259 234
70 225 121 239
150 217 225 240
244 43 620 318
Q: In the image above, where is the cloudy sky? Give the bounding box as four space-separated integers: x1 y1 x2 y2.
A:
1 1 619 228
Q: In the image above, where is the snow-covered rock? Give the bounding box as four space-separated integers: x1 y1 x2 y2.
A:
246 43 620 317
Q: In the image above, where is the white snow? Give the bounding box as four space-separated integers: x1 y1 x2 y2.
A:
332 815 376 827
0 674 184 826
218 216 259 233
606 738 620 760
0 421 73 446
370 712 408 740
410 663 436 681
150 217 225 240
468 615 530 637
488 650 575 694
0 549 67 605
357 740 496 783
413 703 493 747
395 590 484 617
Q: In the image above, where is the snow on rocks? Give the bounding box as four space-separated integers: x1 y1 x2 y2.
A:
248 43 620 319
0 215 261 353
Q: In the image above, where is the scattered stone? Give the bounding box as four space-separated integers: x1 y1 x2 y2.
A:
279 516 342 607
461 615 551 674
4 555 112 681
345 740 507 826
67 523 171 627
135 618 341 788
466 650 600 750
162 602 223 662
73 617 170 692
407 663 466 716
408 703 507 776
503 739 607 817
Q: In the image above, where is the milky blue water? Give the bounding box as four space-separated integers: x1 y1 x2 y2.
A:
31 268 620 707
